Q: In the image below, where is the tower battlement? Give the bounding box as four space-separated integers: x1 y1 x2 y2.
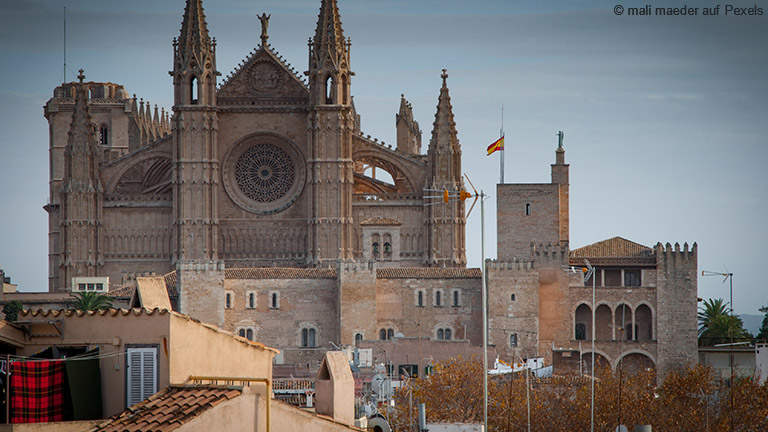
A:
530 242 569 268
655 242 697 270
486 259 534 271
338 260 376 275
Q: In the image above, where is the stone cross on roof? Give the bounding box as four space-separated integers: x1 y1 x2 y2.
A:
441 68 448 84
77 69 85 83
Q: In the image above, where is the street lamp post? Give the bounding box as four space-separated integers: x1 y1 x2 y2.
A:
425 178 485 431
582 259 596 432
480 190 488 432
701 269 734 432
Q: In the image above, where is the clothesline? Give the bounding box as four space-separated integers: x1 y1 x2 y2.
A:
3 348 126 363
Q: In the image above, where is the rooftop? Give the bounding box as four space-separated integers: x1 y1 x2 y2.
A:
92 385 242 431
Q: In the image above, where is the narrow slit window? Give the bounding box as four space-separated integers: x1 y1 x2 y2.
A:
99 125 109 146
525 203 531 216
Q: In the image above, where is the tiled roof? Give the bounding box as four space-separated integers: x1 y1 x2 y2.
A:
92 385 242 432
21 308 172 319
225 267 337 279
163 271 178 297
106 286 135 299
19 308 279 353
376 267 482 279
570 237 653 258
360 217 402 226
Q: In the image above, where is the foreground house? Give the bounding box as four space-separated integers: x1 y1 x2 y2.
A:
0 309 360 431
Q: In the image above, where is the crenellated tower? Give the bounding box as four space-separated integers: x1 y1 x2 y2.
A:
497 137 569 263
425 70 466 267
170 0 220 264
306 0 355 265
57 70 104 291
655 242 698 377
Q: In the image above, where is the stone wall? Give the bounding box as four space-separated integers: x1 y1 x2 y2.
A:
486 260 540 361
178 260 225 328
496 184 565 261
375 274 482 345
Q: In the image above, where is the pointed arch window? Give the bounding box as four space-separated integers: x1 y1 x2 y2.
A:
341 74 348 104
190 76 199 105
325 76 333 104
246 328 254 341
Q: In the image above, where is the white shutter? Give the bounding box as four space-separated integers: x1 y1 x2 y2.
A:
126 347 158 407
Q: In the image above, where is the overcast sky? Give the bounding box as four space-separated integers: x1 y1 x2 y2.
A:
0 0 766 315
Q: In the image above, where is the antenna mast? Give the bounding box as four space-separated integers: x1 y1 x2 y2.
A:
500 104 504 184
63 7 67 83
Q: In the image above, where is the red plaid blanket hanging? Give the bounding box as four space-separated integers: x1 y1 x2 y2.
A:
10 360 65 423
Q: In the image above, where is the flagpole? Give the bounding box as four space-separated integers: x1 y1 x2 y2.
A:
499 105 504 184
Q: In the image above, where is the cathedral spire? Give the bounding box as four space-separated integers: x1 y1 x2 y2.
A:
308 0 351 105
177 0 211 61
173 0 217 106
312 0 345 64
66 69 99 166
425 69 465 267
428 69 461 186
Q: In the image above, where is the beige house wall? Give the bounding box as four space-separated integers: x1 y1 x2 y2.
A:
178 387 363 432
18 311 173 418
17 310 275 418
167 313 274 383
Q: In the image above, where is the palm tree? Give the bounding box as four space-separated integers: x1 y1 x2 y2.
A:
70 291 113 311
698 298 751 346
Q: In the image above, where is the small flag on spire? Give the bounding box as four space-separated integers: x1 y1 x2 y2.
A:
487 135 504 155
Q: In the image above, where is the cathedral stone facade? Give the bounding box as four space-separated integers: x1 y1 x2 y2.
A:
43 0 697 376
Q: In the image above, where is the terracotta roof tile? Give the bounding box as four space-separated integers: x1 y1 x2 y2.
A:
92 385 242 432
225 267 337 279
376 267 481 279
106 286 135 299
163 271 178 297
569 236 653 258
19 308 279 354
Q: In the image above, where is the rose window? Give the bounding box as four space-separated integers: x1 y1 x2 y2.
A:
234 144 295 202
223 135 306 215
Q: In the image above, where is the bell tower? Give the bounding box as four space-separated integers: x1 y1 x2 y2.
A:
306 0 355 265
170 0 220 263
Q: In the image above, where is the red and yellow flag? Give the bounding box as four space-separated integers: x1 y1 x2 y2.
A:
487 135 504 155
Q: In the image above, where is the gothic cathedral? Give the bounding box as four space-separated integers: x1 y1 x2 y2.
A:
44 0 465 293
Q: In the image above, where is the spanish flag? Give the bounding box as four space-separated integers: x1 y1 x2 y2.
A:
487 135 504 155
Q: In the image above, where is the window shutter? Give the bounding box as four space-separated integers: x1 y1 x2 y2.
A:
126 348 157 407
